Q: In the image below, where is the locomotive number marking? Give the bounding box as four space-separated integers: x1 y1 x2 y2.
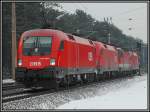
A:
30 62 41 66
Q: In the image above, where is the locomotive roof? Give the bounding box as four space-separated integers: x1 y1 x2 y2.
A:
71 35 95 46
132 52 138 56
105 44 117 52
22 29 67 39
22 29 95 47
21 29 138 54
23 29 56 34
93 41 104 46
94 41 117 52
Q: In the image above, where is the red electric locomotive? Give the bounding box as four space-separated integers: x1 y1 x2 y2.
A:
117 48 125 71
16 28 140 89
95 42 118 72
16 29 96 88
117 48 139 74
94 41 119 79
129 51 139 73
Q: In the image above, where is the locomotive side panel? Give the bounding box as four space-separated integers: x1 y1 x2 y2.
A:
78 44 95 68
15 29 140 89
57 40 69 68
94 41 108 74
129 52 139 70
123 52 131 71
106 45 118 71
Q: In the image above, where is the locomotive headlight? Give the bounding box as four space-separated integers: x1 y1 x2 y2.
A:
50 59 55 66
18 59 22 66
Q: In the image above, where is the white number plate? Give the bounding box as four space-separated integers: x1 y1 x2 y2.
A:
30 62 41 66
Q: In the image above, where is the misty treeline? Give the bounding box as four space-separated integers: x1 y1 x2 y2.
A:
2 2 145 78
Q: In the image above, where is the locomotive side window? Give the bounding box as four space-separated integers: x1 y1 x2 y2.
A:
88 40 93 45
67 34 75 40
104 44 107 48
23 36 52 56
59 40 64 50
117 48 124 57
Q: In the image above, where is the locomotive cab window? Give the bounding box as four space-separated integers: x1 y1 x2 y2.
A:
23 36 52 56
59 40 64 50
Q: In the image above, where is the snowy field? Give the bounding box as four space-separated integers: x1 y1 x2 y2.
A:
2 79 15 84
57 75 148 109
2 73 148 110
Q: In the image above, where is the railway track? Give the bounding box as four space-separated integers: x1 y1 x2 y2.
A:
2 87 48 103
2 81 98 103
2 82 25 91
2 75 136 103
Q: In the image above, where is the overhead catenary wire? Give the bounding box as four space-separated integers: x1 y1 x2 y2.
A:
111 6 146 19
82 4 145 21
82 4 145 45
46 3 146 43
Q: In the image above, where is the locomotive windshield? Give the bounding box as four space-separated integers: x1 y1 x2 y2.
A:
23 36 52 56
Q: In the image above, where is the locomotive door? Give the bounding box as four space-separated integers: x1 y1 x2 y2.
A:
97 52 101 68
75 43 79 72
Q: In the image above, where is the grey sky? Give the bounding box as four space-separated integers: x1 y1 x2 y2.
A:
60 3 147 43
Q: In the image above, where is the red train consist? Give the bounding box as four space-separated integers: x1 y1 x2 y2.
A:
15 29 140 88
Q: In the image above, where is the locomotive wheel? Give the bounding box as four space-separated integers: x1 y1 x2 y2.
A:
108 72 111 79
94 74 98 82
137 70 141 76
54 82 59 91
59 78 67 87
24 81 32 88
61 75 70 89
16 78 23 82
22 77 30 88
81 74 86 83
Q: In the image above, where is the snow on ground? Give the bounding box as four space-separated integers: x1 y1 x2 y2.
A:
57 76 147 109
2 74 148 110
2 79 15 84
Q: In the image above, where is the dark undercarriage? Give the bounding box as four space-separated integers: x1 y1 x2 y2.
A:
15 67 61 88
15 66 139 89
15 66 96 88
